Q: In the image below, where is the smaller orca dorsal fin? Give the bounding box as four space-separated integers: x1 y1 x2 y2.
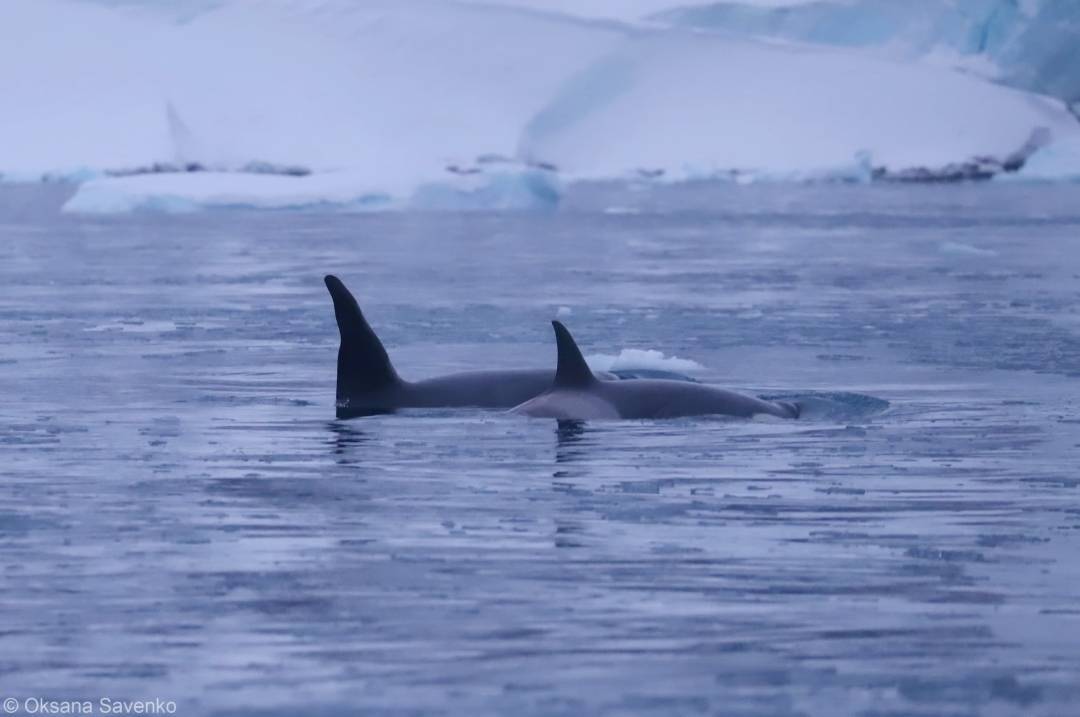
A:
324 275 401 400
552 321 597 388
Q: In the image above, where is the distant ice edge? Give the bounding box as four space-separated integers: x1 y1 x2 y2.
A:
59 136 1080 215
61 166 563 214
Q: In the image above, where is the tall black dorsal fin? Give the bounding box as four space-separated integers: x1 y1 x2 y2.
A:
552 321 597 388
324 275 401 401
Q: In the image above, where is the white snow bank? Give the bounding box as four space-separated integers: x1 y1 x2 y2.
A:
0 1 174 176
518 32 1078 179
62 167 561 213
1 0 620 180
586 349 705 373
6 0 1080 213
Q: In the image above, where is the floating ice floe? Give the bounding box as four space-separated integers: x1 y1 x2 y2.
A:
939 241 999 257
62 166 561 213
586 348 705 373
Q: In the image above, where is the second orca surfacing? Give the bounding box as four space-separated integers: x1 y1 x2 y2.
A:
512 321 800 421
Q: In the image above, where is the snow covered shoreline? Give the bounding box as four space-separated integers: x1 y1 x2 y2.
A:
4 0 1079 214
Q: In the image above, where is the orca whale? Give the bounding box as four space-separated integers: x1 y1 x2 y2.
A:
512 321 800 420
325 275 562 417
325 275 691 419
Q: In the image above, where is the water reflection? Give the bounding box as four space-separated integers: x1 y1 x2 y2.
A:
553 419 590 481
553 519 586 549
553 420 592 549
327 421 368 465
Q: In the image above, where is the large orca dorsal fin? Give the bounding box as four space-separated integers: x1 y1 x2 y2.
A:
552 321 597 388
324 275 401 400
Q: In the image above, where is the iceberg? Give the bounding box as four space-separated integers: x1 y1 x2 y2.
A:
6 0 1080 213
2 0 619 181
519 32 1077 181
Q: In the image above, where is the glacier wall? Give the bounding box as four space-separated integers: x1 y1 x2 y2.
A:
653 0 1080 109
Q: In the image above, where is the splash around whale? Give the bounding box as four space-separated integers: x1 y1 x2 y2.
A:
512 321 800 421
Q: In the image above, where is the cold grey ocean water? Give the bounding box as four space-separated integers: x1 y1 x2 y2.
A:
1 182 1079 716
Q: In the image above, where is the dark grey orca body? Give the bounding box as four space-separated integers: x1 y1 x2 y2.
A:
326 275 654 418
512 321 800 420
